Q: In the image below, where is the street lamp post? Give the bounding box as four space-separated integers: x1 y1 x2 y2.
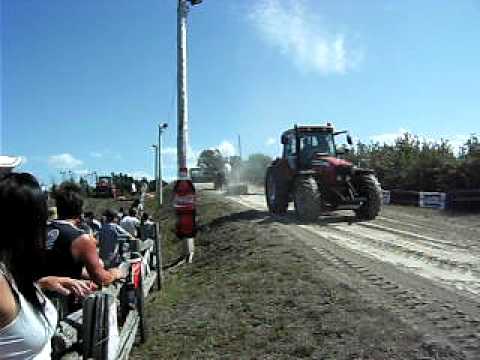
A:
158 123 168 206
152 144 158 197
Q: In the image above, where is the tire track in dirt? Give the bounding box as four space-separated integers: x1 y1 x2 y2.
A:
227 193 480 359
281 223 480 360
317 223 480 294
229 193 480 296
375 215 480 252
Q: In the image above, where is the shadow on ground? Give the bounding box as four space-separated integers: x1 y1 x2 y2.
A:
202 209 363 230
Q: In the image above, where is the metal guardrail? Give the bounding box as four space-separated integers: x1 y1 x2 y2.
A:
51 223 163 360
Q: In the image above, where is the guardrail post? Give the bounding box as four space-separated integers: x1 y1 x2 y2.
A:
155 223 164 290
83 293 119 360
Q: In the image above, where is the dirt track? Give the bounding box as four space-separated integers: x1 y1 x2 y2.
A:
131 189 480 359
228 191 480 359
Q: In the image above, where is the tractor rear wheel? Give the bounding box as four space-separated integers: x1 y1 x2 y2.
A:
265 167 288 214
355 174 382 220
293 176 322 221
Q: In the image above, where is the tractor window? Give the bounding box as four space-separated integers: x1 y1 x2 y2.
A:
299 133 335 155
286 136 296 155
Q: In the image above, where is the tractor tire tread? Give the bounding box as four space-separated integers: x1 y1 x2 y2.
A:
355 174 382 220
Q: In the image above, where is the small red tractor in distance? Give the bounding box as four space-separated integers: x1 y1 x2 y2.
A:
94 176 116 198
265 124 382 221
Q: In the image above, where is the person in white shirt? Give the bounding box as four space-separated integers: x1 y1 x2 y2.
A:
0 172 94 359
119 208 140 237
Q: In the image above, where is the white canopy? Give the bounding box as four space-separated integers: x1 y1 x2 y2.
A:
0 156 22 171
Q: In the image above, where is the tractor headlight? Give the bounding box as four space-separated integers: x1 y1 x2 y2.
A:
336 175 343 182
345 175 351 182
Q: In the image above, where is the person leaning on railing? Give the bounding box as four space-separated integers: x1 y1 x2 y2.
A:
0 173 94 359
46 182 126 286
139 212 155 241
119 207 140 238
99 208 134 268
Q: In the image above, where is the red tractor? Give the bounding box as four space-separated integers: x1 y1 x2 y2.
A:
265 124 382 221
94 176 116 198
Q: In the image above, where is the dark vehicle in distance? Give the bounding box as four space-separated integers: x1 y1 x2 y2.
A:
190 167 225 190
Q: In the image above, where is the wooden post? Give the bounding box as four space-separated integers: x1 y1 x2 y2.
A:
155 223 164 291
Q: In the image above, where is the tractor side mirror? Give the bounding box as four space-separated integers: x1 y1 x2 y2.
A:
336 146 350 155
281 135 288 145
346 134 353 145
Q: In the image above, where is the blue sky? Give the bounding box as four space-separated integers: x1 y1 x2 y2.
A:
2 0 480 184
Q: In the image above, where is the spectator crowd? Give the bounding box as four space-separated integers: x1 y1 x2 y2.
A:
0 162 155 359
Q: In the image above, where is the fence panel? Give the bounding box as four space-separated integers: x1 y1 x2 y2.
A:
52 222 162 360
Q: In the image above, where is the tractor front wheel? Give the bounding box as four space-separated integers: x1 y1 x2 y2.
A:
265 167 288 214
293 176 322 222
355 174 382 220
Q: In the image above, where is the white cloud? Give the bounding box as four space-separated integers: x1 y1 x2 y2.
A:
218 141 236 157
162 146 199 161
248 0 363 75
48 153 83 169
370 128 409 144
447 134 470 153
266 137 276 146
159 146 200 174
19 156 28 165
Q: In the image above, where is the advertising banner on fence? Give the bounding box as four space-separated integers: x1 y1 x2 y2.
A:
419 192 446 210
382 190 391 205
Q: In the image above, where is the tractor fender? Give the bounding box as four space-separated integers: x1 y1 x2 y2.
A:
267 159 294 190
353 167 376 176
295 170 317 176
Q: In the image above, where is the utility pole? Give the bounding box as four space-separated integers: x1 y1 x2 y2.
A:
175 0 202 263
177 0 189 177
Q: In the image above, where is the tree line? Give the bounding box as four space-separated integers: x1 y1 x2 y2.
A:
51 172 156 195
347 133 480 191
197 133 480 192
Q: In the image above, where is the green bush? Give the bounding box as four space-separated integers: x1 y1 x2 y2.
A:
347 133 480 191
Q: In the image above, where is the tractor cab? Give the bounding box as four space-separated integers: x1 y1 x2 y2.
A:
281 124 352 170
